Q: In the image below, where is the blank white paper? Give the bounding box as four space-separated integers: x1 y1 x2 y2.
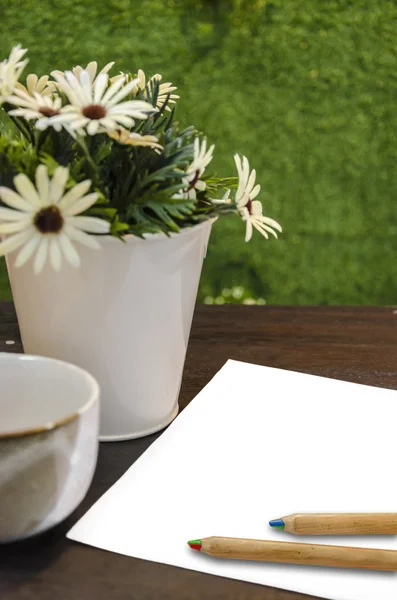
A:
68 360 397 600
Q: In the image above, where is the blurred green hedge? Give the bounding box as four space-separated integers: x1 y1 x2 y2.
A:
1 0 397 304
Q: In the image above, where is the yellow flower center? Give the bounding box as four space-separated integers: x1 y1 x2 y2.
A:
82 104 107 120
34 206 64 234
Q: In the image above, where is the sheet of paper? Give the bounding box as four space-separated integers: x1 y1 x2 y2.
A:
68 360 397 600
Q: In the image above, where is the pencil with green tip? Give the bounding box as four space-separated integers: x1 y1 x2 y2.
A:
268 513 397 535
187 537 397 571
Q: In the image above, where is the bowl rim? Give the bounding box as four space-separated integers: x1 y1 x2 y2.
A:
0 352 100 440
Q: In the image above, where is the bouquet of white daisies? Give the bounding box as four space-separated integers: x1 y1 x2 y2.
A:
0 45 281 274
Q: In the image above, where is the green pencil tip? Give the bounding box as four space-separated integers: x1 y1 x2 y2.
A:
269 518 285 530
188 539 202 551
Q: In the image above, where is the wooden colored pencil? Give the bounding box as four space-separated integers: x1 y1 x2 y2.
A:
187 537 397 571
269 513 397 535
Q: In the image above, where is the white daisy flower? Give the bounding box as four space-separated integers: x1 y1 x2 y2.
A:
15 73 55 96
182 138 214 199
7 89 63 129
0 165 110 274
52 60 115 85
0 44 28 105
234 154 282 242
108 128 163 151
43 69 156 135
128 69 179 112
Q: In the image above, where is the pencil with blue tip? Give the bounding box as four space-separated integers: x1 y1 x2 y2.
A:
269 513 397 535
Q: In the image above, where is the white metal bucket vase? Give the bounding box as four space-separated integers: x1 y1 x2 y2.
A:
6 219 214 441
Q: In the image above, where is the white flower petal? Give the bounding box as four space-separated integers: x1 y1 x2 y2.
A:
66 215 110 233
194 137 200 158
49 237 62 270
34 237 49 274
234 154 244 201
200 139 207 161
8 108 40 119
260 223 278 238
57 180 92 211
79 69 93 104
137 70 146 90
87 120 100 135
37 75 50 93
85 61 98 83
110 72 126 85
97 117 117 130
0 187 34 212
244 218 253 242
251 200 263 216
37 118 53 131
47 112 81 124
210 189 231 204
64 224 101 249
252 220 271 239
234 153 242 177
0 217 32 234
0 206 27 221
111 115 134 128
94 73 108 103
105 78 141 107
100 61 115 76
236 192 249 209
261 216 282 232
58 233 81 267
242 156 250 187
35 119 49 131
246 168 257 196
111 100 154 111
101 76 126 104
50 166 69 204
14 233 41 268
35 165 50 206
8 45 27 63
195 180 206 192
203 144 214 168
67 117 89 130
65 71 86 101
0 228 34 257
26 73 38 94
7 92 35 107
250 184 261 200
13 173 41 208
63 192 98 216
111 108 148 119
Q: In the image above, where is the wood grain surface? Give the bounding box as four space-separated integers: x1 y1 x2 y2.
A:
1 303 397 599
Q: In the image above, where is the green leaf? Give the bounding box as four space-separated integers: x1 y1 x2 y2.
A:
110 215 130 238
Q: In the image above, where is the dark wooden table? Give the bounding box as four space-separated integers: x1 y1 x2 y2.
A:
1 303 397 600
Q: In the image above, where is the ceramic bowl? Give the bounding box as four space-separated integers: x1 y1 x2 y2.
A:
0 352 100 542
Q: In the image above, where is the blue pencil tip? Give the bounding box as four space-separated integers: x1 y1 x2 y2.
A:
269 518 285 530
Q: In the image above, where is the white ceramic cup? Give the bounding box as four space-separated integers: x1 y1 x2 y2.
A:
0 352 100 543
